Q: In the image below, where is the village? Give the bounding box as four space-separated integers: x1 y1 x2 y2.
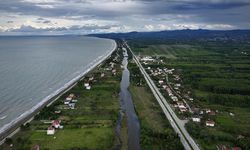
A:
138 55 217 127
137 55 243 150
44 52 120 137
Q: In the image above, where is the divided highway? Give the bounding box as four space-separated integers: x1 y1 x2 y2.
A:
123 41 200 150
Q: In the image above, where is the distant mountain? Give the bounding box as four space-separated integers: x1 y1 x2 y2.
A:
89 29 250 42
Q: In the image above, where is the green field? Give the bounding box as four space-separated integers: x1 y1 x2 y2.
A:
129 40 250 150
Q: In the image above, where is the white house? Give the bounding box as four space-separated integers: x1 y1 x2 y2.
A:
205 109 211 114
206 120 215 127
84 83 90 87
66 97 72 101
101 73 105 78
72 99 78 103
47 126 55 135
192 117 201 123
64 100 70 105
171 96 178 102
141 56 154 62
158 80 164 84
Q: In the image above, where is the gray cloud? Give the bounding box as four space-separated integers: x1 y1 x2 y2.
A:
0 0 250 34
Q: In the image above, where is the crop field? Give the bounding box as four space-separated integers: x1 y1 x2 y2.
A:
129 39 250 149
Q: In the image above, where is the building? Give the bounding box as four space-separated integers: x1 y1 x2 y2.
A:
68 103 75 109
192 117 201 123
66 97 72 101
89 77 94 81
52 120 60 128
84 83 90 87
141 56 154 62
171 96 178 102
206 120 215 127
158 80 164 84
64 100 70 105
101 73 105 78
47 126 55 135
86 85 91 90
162 85 167 89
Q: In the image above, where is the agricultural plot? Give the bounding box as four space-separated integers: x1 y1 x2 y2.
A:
130 40 250 150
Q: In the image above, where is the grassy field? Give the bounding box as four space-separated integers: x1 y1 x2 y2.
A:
129 40 250 150
0 50 124 150
129 62 183 150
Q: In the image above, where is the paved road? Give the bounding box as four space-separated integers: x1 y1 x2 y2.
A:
123 41 200 150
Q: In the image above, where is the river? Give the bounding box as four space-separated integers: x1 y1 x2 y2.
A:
118 47 140 150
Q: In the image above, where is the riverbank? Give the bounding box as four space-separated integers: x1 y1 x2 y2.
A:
0 40 117 148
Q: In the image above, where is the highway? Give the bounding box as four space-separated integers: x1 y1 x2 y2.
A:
123 40 200 150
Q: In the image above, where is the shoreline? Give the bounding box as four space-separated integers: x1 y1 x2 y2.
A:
0 39 117 144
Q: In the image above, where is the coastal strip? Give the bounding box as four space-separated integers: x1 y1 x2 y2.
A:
0 39 117 145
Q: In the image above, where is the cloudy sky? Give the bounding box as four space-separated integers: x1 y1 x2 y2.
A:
0 0 250 35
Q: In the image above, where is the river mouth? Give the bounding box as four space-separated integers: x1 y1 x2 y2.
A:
116 47 140 150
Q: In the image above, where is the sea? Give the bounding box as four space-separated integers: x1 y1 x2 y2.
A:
0 36 116 133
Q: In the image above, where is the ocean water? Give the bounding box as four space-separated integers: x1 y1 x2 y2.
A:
0 36 116 132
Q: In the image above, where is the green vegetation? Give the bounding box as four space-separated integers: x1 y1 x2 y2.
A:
129 62 183 150
129 39 250 150
0 50 124 150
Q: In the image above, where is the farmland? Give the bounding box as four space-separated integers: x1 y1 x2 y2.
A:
128 39 250 150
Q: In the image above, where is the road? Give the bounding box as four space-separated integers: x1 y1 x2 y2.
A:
123 40 200 150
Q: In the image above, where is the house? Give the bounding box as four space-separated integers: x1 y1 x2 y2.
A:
189 98 194 101
206 120 215 127
200 110 204 115
158 80 164 84
176 83 181 87
68 103 75 109
229 112 235 116
101 73 105 78
171 96 178 102
47 126 55 135
84 83 90 87
89 77 94 81
141 56 154 62
177 101 185 107
205 109 211 114
180 107 187 112
66 97 72 101
54 110 61 114
68 93 74 98
112 69 116 75
162 85 167 89
192 117 201 123
72 99 78 103
52 120 61 128
64 100 70 105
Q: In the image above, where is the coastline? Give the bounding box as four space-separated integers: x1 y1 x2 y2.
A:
0 39 117 144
